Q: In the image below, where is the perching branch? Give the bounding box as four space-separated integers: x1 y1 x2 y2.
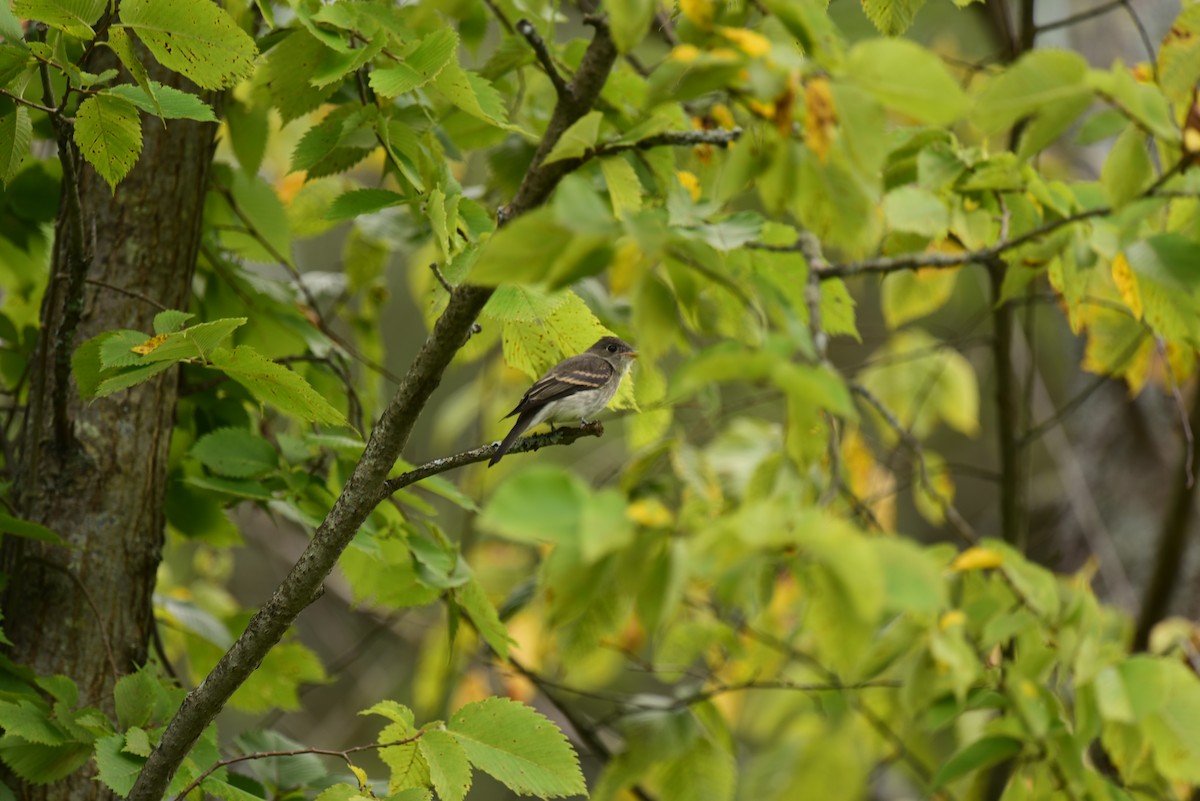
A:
517 19 571 99
171 735 424 801
988 258 1025 549
378 422 605 501
128 19 621 801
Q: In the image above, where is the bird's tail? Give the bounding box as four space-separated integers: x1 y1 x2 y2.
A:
488 414 532 467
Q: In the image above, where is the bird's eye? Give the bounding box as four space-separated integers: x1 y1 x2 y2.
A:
608 344 618 352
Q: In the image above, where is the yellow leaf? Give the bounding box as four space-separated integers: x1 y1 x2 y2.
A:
710 103 735 130
349 764 369 789
131 333 168 355
669 44 702 62
717 26 771 58
1110 253 1143 319
626 498 674 528
938 610 966 630
803 77 837 162
608 239 644 296
680 0 715 28
949 546 1004 572
676 170 701 201
841 429 896 530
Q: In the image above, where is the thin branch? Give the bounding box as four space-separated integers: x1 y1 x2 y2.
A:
797 231 830 360
1120 0 1158 71
1035 0 1123 33
171 736 423 801
0 87 55 114
128 20 621 801
378 422 605 501
989 258 1024 550
851 384 977 544
215 186 404 385
73 276 169 311
517 19 571 99
1159 337 1194 489
599 127 742 155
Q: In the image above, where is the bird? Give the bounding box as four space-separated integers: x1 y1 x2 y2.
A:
488 336 638 467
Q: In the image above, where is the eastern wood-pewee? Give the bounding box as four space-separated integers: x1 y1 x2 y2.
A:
488 336 638 466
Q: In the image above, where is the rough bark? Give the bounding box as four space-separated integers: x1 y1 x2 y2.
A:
0 60 216 800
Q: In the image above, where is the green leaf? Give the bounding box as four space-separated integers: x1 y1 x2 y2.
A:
846 38 967 126
0 738 92 784
12 0 104 38
599 155 644 220
118 0 257 90
222 172 292 264
94 733 143 795
478 466 588 545
191 428 278 478
104 83 217 122
184 474 274 501
0 103 31 187
434 62 509 127
133 317 248 364
261 30 339 123
113 668 157 729
881 267 960 329
469 208 610 288
453 578 512 660
932 736 1022 789
0 701 64 745
874 537 946 615
607 0 654 52
973 49 1090 135
123 727 152 758
0 512 66 545
543 111 603 165
418 729 472 801
1101 124 1153 209
884 186 947 238
94 360 176 397
326 188 406 221
860 0 928 35
209 346 348 427
72 333 111 396
448 698 585 798
153 310 194 334
74 93 143 190
370 29 459 97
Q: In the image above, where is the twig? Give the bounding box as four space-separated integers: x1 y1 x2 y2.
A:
1034 0 1123 34
429 262 455 294
480 0 515 34
851 384 977 544
1159 337 1194 489
1120 0 1158 71
70 276 168 311
171 735 424 801
378 422 605 501
0 87 55 114
797 232 830 359
516 19 571 99
988 257 1024 549
128 20 622 801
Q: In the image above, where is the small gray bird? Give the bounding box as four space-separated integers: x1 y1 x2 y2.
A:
488 336 638 467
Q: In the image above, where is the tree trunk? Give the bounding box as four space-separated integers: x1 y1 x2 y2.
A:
0 60 216 800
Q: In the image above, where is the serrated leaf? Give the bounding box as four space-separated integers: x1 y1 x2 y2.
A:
191 428 278 478
453 578 512 660
543 111 603 165
0 103 31 187
0 738 91 784
113 669 156 729
134 317 247 364
448 698 585 798
184 474 274 501
107 27 159 116
599 156 643 220
122 727 152 757
370 28 458 97
860 0 927 35
12 0 104 38
418 729 471 801
105 83 216 122
209 346 348 426
261 30 339 123
153 310 194 334
0 512 66 545
74 93 143 190
482 285 569 322
847 38 967 126
0 701 64 745
71 332 108 398
434 62 508 127
311 34 384 88
326 188 406 221
1159 5 1200 105
118 0 257 90
94 360 176 397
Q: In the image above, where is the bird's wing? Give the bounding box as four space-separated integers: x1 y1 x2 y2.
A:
502 353 614 418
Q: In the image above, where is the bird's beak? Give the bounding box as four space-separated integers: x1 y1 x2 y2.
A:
628 351 639 359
